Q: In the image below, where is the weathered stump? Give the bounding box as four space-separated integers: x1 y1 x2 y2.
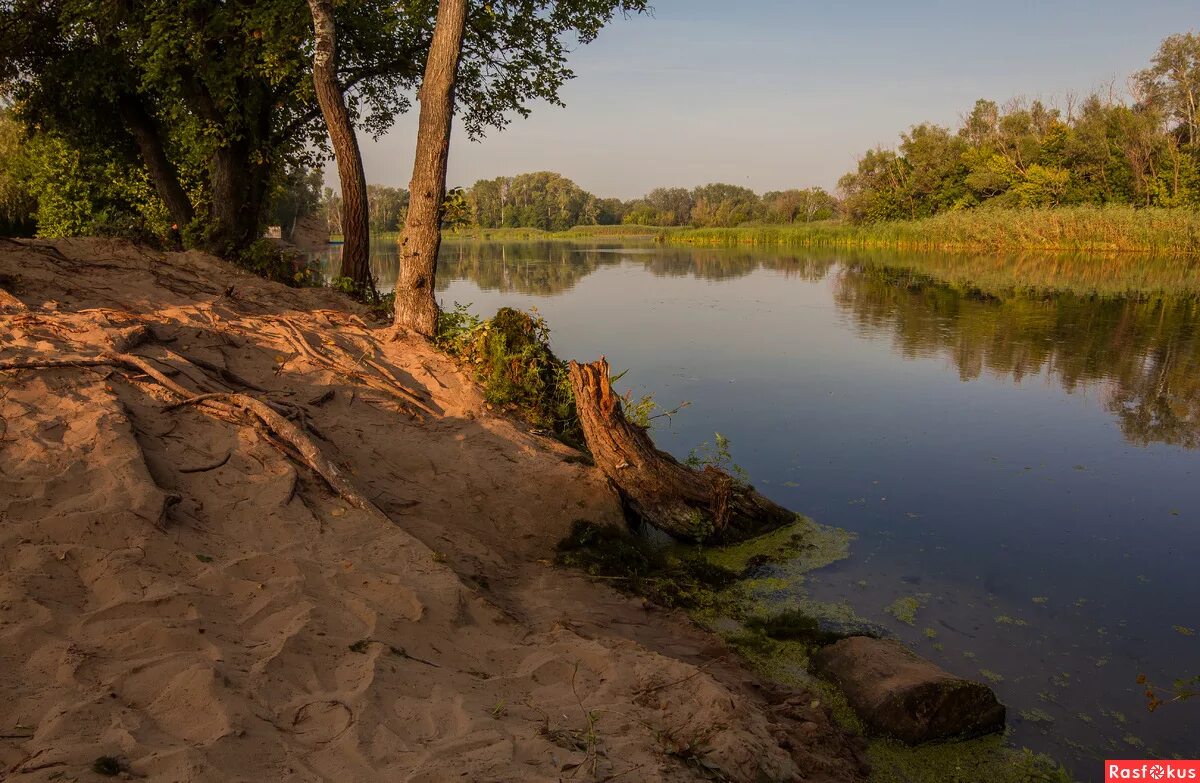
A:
567 357 796 543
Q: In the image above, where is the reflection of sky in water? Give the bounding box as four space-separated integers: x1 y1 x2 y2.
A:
320 241 1200 773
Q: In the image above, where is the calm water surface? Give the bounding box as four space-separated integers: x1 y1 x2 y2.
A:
320 240 1200 772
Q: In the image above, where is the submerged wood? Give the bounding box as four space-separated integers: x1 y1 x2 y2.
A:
567 357 796 543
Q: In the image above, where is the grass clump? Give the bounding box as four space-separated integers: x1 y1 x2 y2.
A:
437 305 582 446
555 520 738 609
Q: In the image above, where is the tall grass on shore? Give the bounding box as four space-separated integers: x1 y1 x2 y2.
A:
668 207 1200 255
445 224 674 242
340 207 1200 254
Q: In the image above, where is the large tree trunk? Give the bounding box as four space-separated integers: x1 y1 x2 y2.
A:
208 143 267 255
392 0 468 336
568 358 797 544
116 93 195 233
307 0 374 297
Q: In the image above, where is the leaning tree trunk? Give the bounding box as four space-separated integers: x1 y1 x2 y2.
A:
308 0 374 297
392 0 468 336
117 93 195 233
568 358 797 544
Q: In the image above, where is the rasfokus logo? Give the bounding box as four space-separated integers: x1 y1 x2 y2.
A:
1106 761 1200 781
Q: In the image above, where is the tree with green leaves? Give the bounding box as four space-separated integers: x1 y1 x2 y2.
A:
0 0 648 259
837 33 1200 223
0 110 35 235
1135 32 1200 148
689 183 761 227
367 185 409 232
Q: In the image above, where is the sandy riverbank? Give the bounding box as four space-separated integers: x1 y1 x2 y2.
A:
0 238 867 782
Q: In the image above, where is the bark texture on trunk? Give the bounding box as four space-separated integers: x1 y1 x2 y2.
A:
567 358 797 543
392 0 468 335
208 142 268 254
116 94 195 232
307 0 373 296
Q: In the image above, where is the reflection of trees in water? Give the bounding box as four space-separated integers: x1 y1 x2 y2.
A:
834 265 1200 448
320 239 1200 448
435 240 836 293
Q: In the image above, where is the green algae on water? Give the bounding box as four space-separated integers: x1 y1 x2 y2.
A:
885 593 930 625
867 735 1074 783
702 516 853 575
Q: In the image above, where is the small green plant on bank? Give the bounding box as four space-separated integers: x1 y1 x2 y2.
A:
685 432 749 482
436 304 582 446
609 368 691 430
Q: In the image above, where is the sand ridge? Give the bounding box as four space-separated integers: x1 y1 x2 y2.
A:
0 238 866 782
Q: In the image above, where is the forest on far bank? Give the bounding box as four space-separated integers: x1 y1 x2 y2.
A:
2 31 1198 242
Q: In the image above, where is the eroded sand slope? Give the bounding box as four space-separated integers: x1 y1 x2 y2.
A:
0 238 865 782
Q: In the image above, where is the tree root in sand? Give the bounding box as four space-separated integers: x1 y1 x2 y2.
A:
1 352 385 514
266 315 436 417
568 357 795 543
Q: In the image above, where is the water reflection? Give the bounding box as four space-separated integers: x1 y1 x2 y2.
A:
319 240 1200 449
832 265 1200 449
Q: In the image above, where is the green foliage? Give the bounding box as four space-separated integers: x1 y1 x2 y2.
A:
743 608 858 646
0 111 36 235
761 187 839 223
461 175 840 232
467 171 599 230
0 0 648 251
685 432 748 482
238 239 318 287
689 182 762 228
367 185 408 233
268 166 324 237
868 736 1074 783
554 520 739 609
839 34 1200 223
436 305 581 445
440 187 472 230
21 130 171 241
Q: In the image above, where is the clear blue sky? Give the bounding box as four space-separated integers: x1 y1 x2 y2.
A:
343 0 1198 199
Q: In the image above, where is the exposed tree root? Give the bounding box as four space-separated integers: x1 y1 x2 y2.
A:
1 352 385 514
266 316 437 417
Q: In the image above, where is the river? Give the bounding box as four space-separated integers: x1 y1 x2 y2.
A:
316 238 1200 774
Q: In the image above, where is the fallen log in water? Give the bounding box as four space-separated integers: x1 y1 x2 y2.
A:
567 357 796 543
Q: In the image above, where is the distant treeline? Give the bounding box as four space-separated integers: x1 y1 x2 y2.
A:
4 32 1197 242
839 33 1200 221
321 174 840 233
462 174 839 230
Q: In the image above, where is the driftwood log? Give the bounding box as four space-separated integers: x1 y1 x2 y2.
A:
567 357 796 543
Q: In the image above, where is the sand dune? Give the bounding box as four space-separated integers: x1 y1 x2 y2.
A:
0 238 865 782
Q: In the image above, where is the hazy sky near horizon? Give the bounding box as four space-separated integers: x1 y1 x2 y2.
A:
338 0 1198 199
